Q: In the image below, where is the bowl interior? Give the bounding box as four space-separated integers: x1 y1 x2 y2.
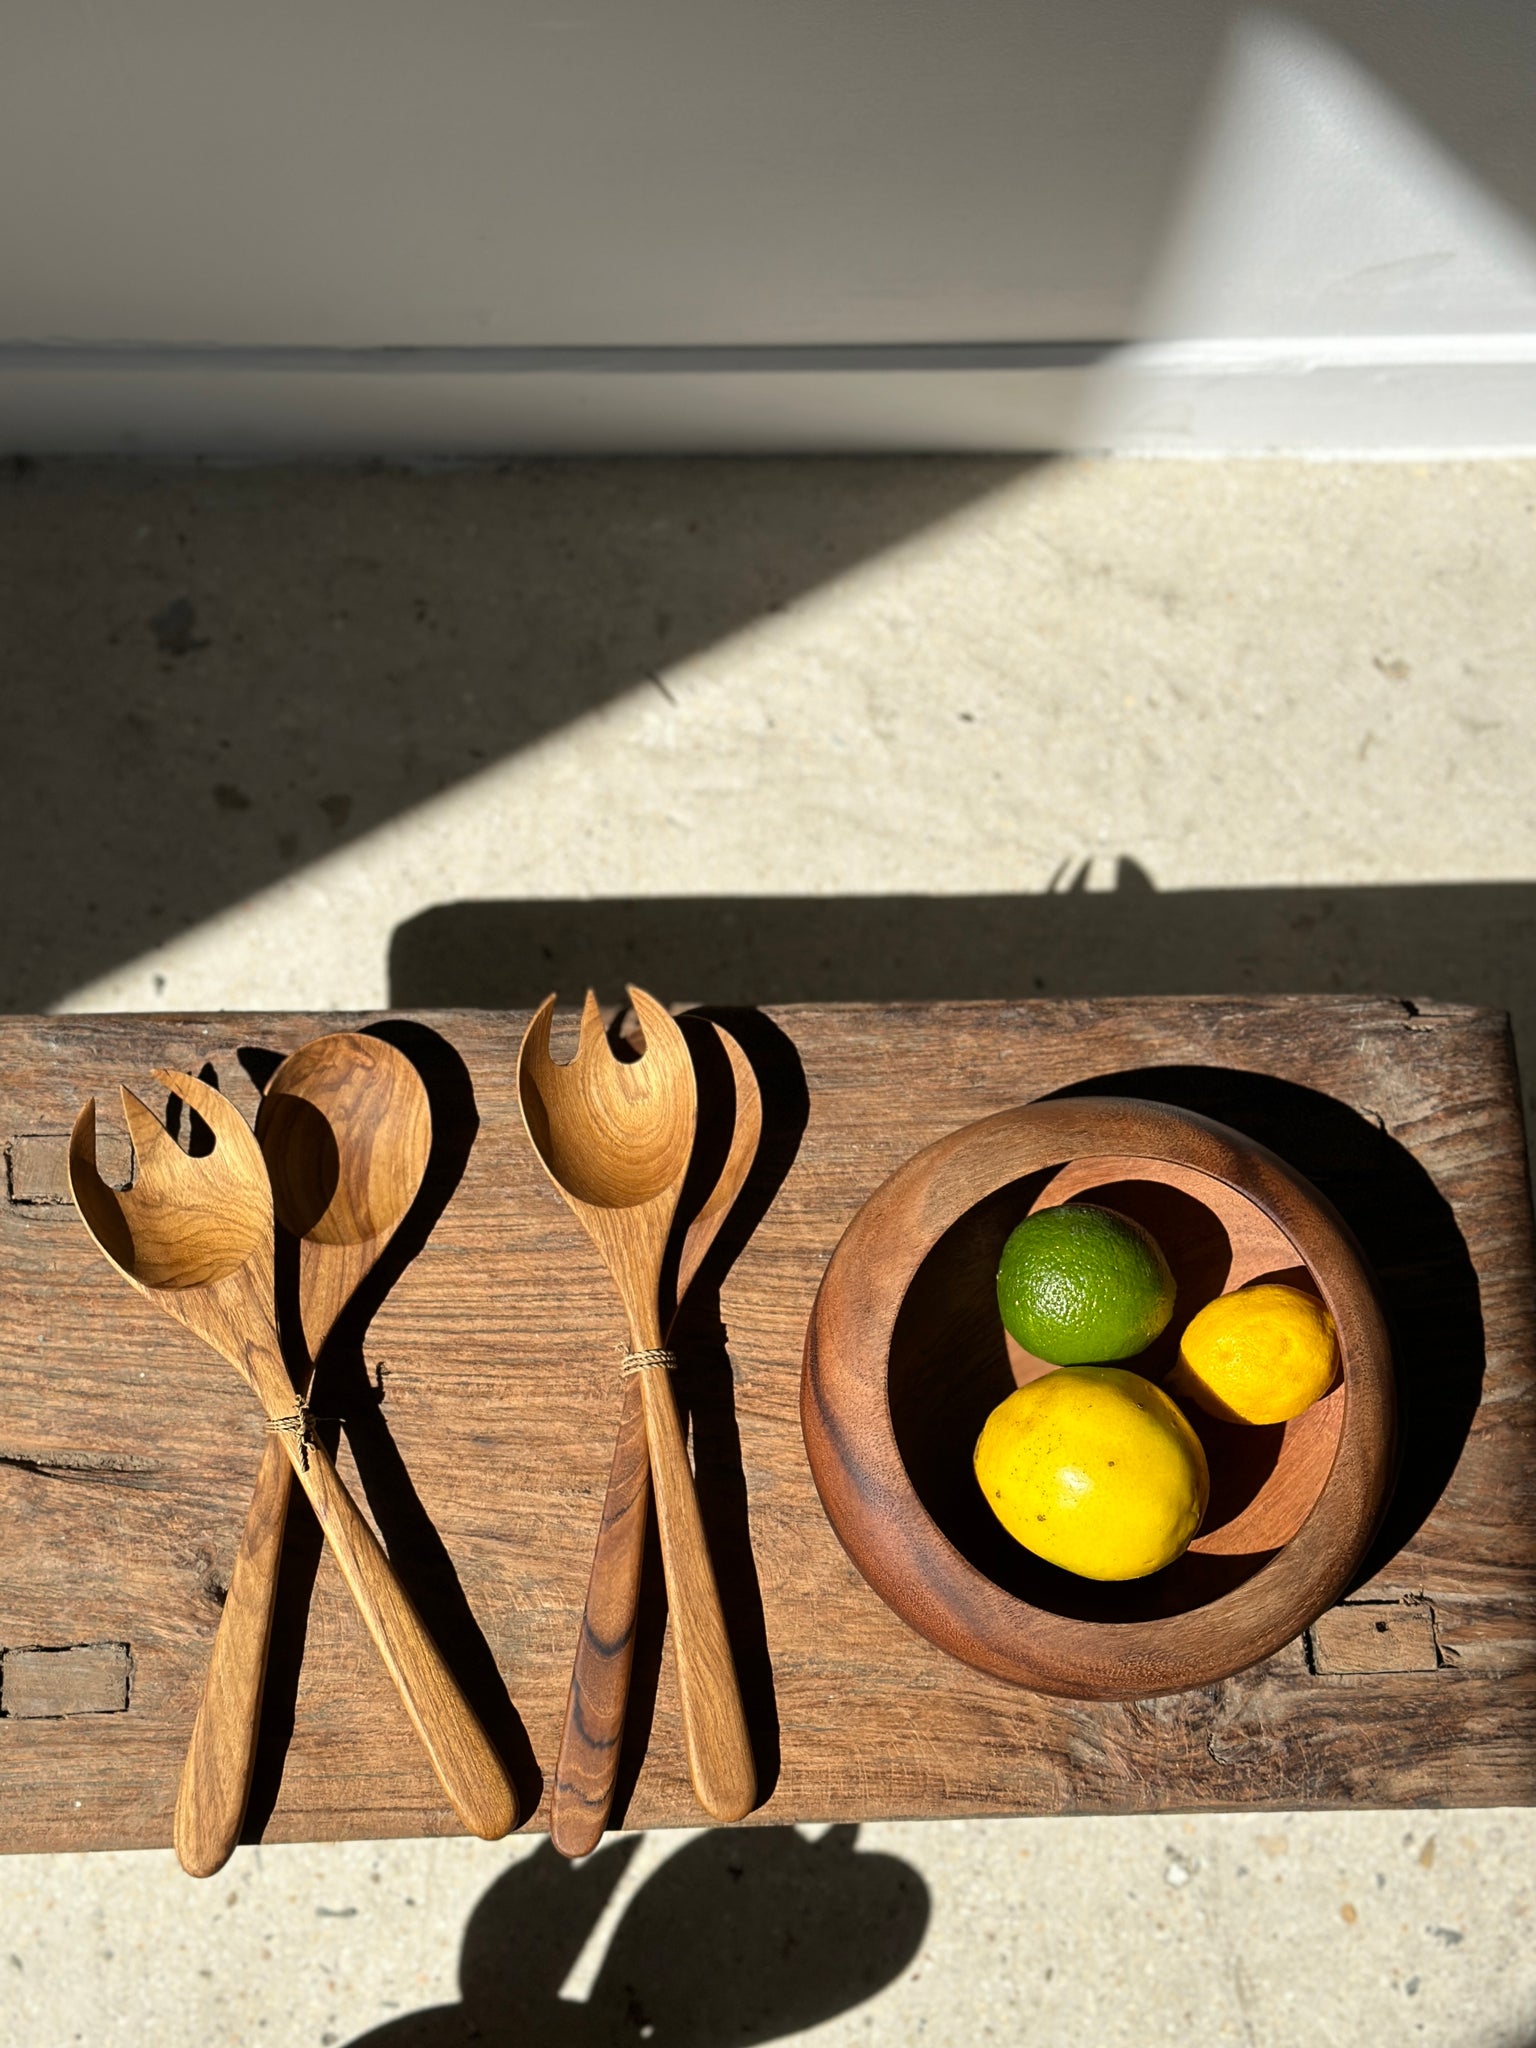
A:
887 1153 1346 1623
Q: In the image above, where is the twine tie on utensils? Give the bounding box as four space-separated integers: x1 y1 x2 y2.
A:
264 1404 317 1469
620 1347 678 1380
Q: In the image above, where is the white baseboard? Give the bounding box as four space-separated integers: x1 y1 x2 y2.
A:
4 337 1536 458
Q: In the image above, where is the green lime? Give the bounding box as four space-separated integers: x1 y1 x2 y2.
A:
997 1203 1176 1365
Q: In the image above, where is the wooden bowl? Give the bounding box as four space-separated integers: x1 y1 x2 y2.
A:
801 1097 1396 1700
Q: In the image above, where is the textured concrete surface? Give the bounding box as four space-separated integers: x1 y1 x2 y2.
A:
5 1814 1535 2047
6 457 1534 1136
3 455 1536 2045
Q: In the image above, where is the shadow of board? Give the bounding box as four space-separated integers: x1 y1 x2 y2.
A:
346 1825 929 2047
389 868 1536 1140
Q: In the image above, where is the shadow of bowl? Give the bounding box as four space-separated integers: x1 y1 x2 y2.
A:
802 1096 1396 1699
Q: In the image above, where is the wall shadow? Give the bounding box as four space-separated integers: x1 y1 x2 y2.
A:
347 1825 929 2047
388 867 1536 1149
0 457 1021 1012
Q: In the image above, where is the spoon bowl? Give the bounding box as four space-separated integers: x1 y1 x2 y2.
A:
260 1033 432 1252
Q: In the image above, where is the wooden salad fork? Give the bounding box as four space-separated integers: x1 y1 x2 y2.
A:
551 1016 763 1856
518 989 756 1827
173 1032 476 1877
69 1069 516 1853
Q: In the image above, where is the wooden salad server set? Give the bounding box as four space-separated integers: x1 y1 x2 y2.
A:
518 991 757 1842
175 1031 438 1875
68 990 761 1867
68 1059 518 1868
529 1002 764 1855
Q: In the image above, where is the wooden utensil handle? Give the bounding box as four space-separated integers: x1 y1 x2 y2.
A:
173 1430 292 1877
281 1432 518 1841
637 1367 756 1822
551 1377 651 1858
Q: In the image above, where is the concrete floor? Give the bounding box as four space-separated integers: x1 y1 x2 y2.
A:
3 454 1536 2045
8 1812 1536 2047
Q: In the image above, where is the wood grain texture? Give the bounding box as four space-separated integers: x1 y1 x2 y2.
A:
291 1430 515 1841
65 1066 514 1846
802 1099 1395 1699
550 1377 650 1856
0 995 1531 1849
552 1016 764 1856
1 1643 130 1718
1309 1602 1441 1674
518 989 755 1825
176 1031 435 1875
173 1431 287 1875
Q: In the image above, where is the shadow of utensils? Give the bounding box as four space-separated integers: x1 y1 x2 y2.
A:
237 1021 541 1840
346 1825 930 2047
606 1006 810 1824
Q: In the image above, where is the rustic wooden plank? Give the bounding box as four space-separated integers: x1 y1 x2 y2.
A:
2 1643 132 1718
0 996 1531 1853
7 1128 132 1203
1309 1602 1441 1675
1420 1595 1536 1677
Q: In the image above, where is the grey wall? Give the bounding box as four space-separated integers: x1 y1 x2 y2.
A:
5 3 1536 450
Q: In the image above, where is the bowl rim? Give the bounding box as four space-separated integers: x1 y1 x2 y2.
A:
800 1094 1397 1700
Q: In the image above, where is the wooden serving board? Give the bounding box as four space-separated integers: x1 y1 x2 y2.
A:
0 997 1532 1853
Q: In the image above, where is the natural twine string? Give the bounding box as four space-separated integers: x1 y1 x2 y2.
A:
619 1347 678 1380
264 1405 317 1470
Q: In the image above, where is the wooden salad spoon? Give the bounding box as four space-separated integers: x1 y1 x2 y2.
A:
551 1016 762 1856
69 1069 516 1853
173 1031 456 1877
518 989 756 1827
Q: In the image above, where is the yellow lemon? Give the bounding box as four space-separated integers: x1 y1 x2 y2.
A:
1167 1284 1337 1425
973 1366 1209 1581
